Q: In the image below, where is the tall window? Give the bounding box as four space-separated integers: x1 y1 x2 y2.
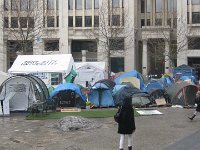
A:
192 0 200 5
111 57 124 73
192 12 200 24
76 0 82 10
85 0 92 9
4 0 9 11
112 15 120 26
11 0 18 10
47 0 54 10
141 0 145 13
167 0 176 12
21 0 28 11
94 16 99 27
20 17 28 28
68 16 73 27
173 0 177 12
75 16 82 27
4 17 9 28
85 16 92 27
94 0 99 9
156 0 162 12
45 40 59 51
29 0 37 10
167 0 171 12
68 0 73 10
109 38 124 50
146 0 151 13
11 17 18 28
47 16 54 27
28 17 34 28
112 0 120 8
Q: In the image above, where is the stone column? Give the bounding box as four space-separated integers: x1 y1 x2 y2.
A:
142 39 148 76
59 0 69 54
165 40 170 73
33 0 44 55
0 0 4 71
68 39 72 54
3 39 7 71
81 50 87 62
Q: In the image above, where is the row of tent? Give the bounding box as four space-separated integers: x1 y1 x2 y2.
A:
0 66 199 115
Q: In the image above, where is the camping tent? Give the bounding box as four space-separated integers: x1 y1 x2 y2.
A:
113 84 141 106
132 92 150 107
50 83 86 108
8 54 76 87
172 64 197 84
74 62 106 87
114 70 145 90
88 82 115 107
0 75 49 115
166 81 198 106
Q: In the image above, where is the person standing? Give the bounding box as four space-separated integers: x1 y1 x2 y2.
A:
188 91 200 120
118 97 136 150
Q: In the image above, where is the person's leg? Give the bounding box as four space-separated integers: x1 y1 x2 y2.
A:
128 134 133 150
188 111 197 120
119 134 125 150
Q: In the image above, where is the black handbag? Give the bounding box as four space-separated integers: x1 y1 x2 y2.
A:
114 107 122 123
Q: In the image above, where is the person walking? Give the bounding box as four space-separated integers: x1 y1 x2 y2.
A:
118 97 136 150
188 91 200 120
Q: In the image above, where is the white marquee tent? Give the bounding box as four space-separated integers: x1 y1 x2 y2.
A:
74 62 106 87
8 54 75 87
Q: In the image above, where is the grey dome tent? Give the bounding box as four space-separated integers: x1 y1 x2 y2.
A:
166 81 198 106
0 74 49 115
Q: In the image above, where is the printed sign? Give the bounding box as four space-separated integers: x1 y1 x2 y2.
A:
21 60 58 66
30 72 48 80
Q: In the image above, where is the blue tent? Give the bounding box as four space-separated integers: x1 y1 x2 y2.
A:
114 70 145 90
145 80 164 92
50 83 86 108
88 82 115 107
173 64 198 84
50 83 86 101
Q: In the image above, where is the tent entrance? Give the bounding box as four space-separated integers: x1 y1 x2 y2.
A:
57 90 76 107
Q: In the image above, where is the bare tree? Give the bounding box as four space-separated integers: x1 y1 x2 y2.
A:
82 1 135 78
1 0 44 54
144 17 198 75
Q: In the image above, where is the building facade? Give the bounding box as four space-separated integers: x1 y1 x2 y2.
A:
0 0 200 78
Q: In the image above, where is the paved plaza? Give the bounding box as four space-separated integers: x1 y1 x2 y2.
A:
0 107 200 150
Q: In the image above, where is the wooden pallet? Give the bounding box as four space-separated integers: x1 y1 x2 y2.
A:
60 107 81 112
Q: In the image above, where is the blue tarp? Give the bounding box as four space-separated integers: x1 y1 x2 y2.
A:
145 80 164 92
88 82 115 107
50 83 86 101
159 76 174 88
114 70 145 90
144 76 173 92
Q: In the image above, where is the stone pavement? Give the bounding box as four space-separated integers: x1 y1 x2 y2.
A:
0 107 200 150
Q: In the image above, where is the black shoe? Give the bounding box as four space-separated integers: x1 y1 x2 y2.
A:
188 116 193 120
128 146 132 150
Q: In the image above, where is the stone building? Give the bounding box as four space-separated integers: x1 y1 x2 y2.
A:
0 0 200 78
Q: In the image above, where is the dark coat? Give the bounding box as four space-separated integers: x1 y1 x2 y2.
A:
195 97 200 112
118 105 136 134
